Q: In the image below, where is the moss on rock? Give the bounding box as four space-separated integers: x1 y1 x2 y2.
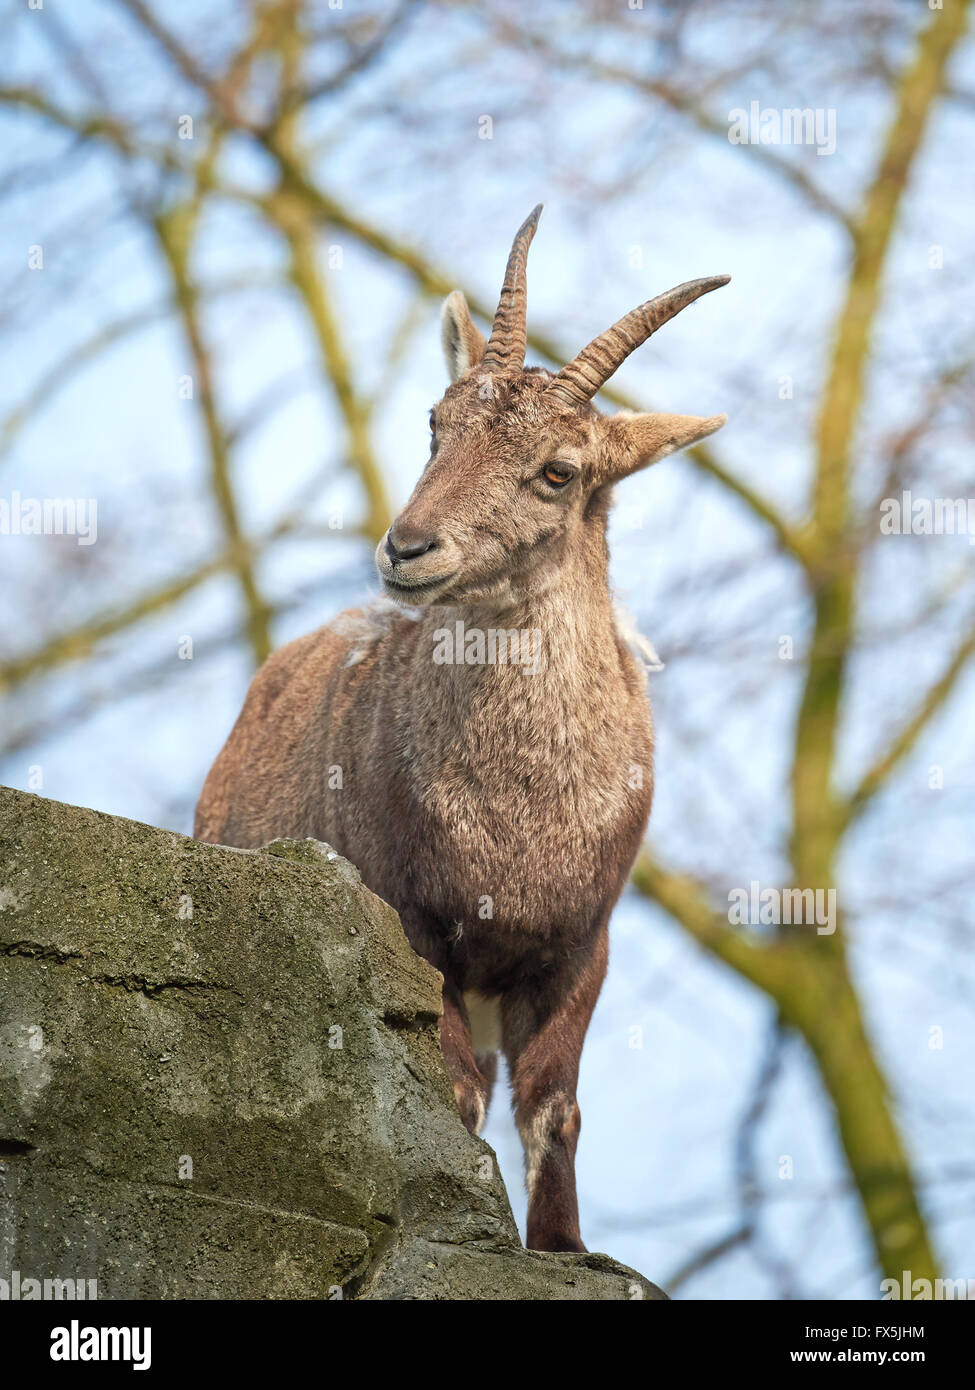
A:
0 787 663 1301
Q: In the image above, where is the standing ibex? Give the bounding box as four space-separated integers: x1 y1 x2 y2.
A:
196 206 727 1252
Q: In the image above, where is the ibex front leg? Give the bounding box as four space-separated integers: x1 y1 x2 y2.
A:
502 927 608 1253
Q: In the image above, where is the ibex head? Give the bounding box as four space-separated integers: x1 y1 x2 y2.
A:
377 205 728 608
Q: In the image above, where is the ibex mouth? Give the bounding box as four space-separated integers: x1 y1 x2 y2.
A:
382 572 456 601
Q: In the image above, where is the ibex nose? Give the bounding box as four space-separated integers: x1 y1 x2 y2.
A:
385 524 439 563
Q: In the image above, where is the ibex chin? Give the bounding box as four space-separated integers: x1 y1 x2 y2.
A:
195 206 728 1253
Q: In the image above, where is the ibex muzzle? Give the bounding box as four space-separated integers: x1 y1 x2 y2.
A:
196 206 728 1253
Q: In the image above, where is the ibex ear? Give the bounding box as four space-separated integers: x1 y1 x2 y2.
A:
441 291 487 382
601 411 727 483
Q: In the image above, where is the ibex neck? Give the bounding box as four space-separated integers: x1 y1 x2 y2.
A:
413 526 623 703
399 527 640 843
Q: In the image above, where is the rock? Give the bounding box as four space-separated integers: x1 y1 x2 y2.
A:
0 787 664 1301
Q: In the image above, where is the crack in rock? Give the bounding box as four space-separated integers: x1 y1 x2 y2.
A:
0 941 241 1001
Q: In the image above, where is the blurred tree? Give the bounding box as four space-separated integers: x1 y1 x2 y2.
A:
1 0 973 1296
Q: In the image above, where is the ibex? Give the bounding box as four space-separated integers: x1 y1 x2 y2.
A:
196 207 727 1252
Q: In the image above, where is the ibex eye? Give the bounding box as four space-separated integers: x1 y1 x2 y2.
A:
542 463 573 487
428 411 436 433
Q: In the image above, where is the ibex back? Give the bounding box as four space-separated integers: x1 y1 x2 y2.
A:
195 206 728 1252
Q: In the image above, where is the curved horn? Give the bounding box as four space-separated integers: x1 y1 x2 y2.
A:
545 275 730 408
481 204 543 373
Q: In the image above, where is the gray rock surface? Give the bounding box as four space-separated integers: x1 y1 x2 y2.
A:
0 787 664 1301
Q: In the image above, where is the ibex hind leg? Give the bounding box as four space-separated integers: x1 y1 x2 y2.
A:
502 926 608 1253
475 1050 498 1113
466 989 501 1118
394 908 493 1135
441 984 494 1136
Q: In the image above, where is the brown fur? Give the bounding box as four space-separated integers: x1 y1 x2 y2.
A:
196 211 727 1251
